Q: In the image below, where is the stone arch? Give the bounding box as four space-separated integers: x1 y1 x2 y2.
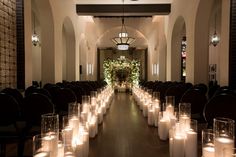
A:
33 0 55 85
62 16 76 81
170 16 186 81
192 0 214 84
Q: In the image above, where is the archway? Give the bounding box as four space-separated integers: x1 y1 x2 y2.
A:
193 0 214 84
62 17 76 81
31 8 42 85
171 16 186 82
33 0 55 85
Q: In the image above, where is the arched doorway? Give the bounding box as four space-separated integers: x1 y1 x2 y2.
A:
171 16 186 82
62 17 76 81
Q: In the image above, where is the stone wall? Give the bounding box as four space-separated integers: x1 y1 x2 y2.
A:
0 0 17 89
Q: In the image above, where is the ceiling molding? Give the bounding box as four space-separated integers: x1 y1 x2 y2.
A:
76 4 171 16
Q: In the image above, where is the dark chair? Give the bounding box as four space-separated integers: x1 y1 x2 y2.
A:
180 88 207 123
25 86 52 99
203 93 236 128
165 85 186 108
52 88 77 114
193 83 208 95
0 93 21 157
1 88 24 107
18 93 55 156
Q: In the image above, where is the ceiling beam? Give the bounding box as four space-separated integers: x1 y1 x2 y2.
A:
76 4 171 16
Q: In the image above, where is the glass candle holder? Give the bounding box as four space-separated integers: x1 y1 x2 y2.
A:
33 134 50 157
152 91 160 101
166 96 175 106
90 91 97 98
41 113 59 136
179 102 191 117
202 129 215 157
68 102 79 117
214 117 235 157
33 133 58 157
82 95 90 105
185 119 198 157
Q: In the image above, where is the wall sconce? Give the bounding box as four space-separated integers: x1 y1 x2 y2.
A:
87 63 93 75
152 64 159 75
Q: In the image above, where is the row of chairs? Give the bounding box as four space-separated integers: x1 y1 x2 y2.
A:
139 81 236 126
0 80 107 157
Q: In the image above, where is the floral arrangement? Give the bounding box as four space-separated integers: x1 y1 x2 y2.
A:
103 58 140 86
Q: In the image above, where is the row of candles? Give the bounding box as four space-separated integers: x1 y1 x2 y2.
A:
132 85 235 157
33 85 114 157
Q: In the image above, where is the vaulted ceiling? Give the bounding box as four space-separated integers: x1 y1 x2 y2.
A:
76 0 172 48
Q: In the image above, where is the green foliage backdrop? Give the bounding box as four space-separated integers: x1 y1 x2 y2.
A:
103 59 140 86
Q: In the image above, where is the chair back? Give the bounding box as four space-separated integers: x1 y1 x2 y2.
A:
203 93 236 127
0 93 21 125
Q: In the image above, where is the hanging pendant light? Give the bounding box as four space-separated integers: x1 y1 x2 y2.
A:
210 11 220 47
111 0 135 50
32 13 39 46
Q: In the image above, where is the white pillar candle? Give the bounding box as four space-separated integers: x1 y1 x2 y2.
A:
166 105 174 116
143 103 148 117
69 117 80 140
89 121 96 138
33 152 50 157
83 131 89 157
179 115 190 133
172 135 185 157
57 142 64 157
74 142 84 157
169 129 174 157
97 110 103 124
154 106 160 127
62 127 73 146
185 131 197 157
158 119 170 140
42 135 58 157
148 109 154 126
202 146 215 157
215 137 234 157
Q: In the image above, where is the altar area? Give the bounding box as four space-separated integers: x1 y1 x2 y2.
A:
103 56 140 92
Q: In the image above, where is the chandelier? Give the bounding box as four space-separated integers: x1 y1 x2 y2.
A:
111 0 135 50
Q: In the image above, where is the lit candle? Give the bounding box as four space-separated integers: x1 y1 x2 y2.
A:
97 109 103 124
83 131 89 157
143 103 148 117
158 119 170 140
169 129 174 157
215 137 234 157
148 109 154 126
172 135 185 157
185 130 197 157
69 117 80 140
62 127 73 146
154 106 160 127
166 105 174 116
57 142 64 157
42 134 58 157
202 146 215 157
89 121 96 138
179 115 190 133
74 141 84 157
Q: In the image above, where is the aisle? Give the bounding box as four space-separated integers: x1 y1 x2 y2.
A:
89 93 169 157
